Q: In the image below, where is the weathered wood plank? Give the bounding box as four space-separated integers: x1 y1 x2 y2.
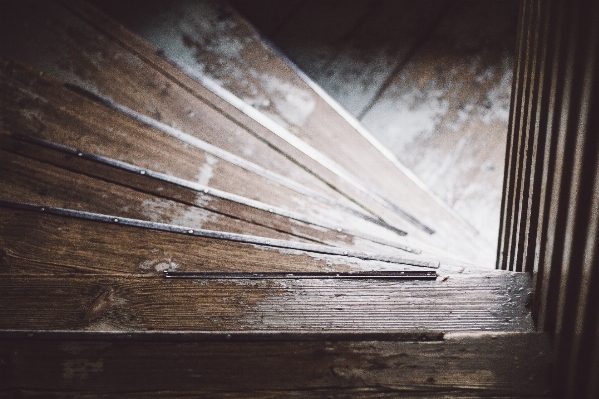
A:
0 206 531 331
0 204 445 275
60 0 442 241
0 58 359 225
0 57 416 246
0 274 533 332
0 333 552 396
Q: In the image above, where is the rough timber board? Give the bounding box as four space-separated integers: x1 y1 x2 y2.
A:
0 273 533 331
82 0 495 267
0 206 439 277
0 58 414 245
0 333 552 397
0 149 316 244
0 0 455 247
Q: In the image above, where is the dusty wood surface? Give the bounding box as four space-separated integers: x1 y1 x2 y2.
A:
0 52 490 264
0 333 552 397
359 1 517 248
0 148 319 244
0 207 420 277
0 205 531 332
0 137 435 255
235 0 517 258
0 1 353 205
0 57 427 249
0 274 533 332
85 0 495 267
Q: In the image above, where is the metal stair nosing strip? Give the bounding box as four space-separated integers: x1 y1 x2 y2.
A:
0 199 440 269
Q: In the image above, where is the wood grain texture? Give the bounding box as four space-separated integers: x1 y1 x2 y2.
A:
0 273 533 332
0 56 485 263
1 140 436 255
0 0 357 206
0 207 404 277
0 206 532 331
0 57 417 246
0 333 552 396
0 148 319 244
0 0 420 232
83 0 495 267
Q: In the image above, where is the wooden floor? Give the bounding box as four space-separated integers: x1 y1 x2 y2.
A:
234 0 519 249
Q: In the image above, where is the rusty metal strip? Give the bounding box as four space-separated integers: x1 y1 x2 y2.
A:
61 83 405 236
0 330 444 342
163 270 437 280
157 57 436 235
8 133 421 254
0 199 439 268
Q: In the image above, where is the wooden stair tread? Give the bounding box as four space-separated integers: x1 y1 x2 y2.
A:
0 332 553 397
0 202 530 333
0 0 401 225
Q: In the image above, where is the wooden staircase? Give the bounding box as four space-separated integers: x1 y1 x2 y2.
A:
0 1 553 397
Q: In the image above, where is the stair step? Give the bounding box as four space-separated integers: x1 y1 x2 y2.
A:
0 331 552 397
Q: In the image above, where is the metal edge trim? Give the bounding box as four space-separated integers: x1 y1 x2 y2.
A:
0 199 439 268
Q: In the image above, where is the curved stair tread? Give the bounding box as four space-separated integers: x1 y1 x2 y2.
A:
0 58 413 242
0 0 394 220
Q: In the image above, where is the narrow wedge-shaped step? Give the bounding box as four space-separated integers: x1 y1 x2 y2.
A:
82 0 496 267
0 142 423 255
